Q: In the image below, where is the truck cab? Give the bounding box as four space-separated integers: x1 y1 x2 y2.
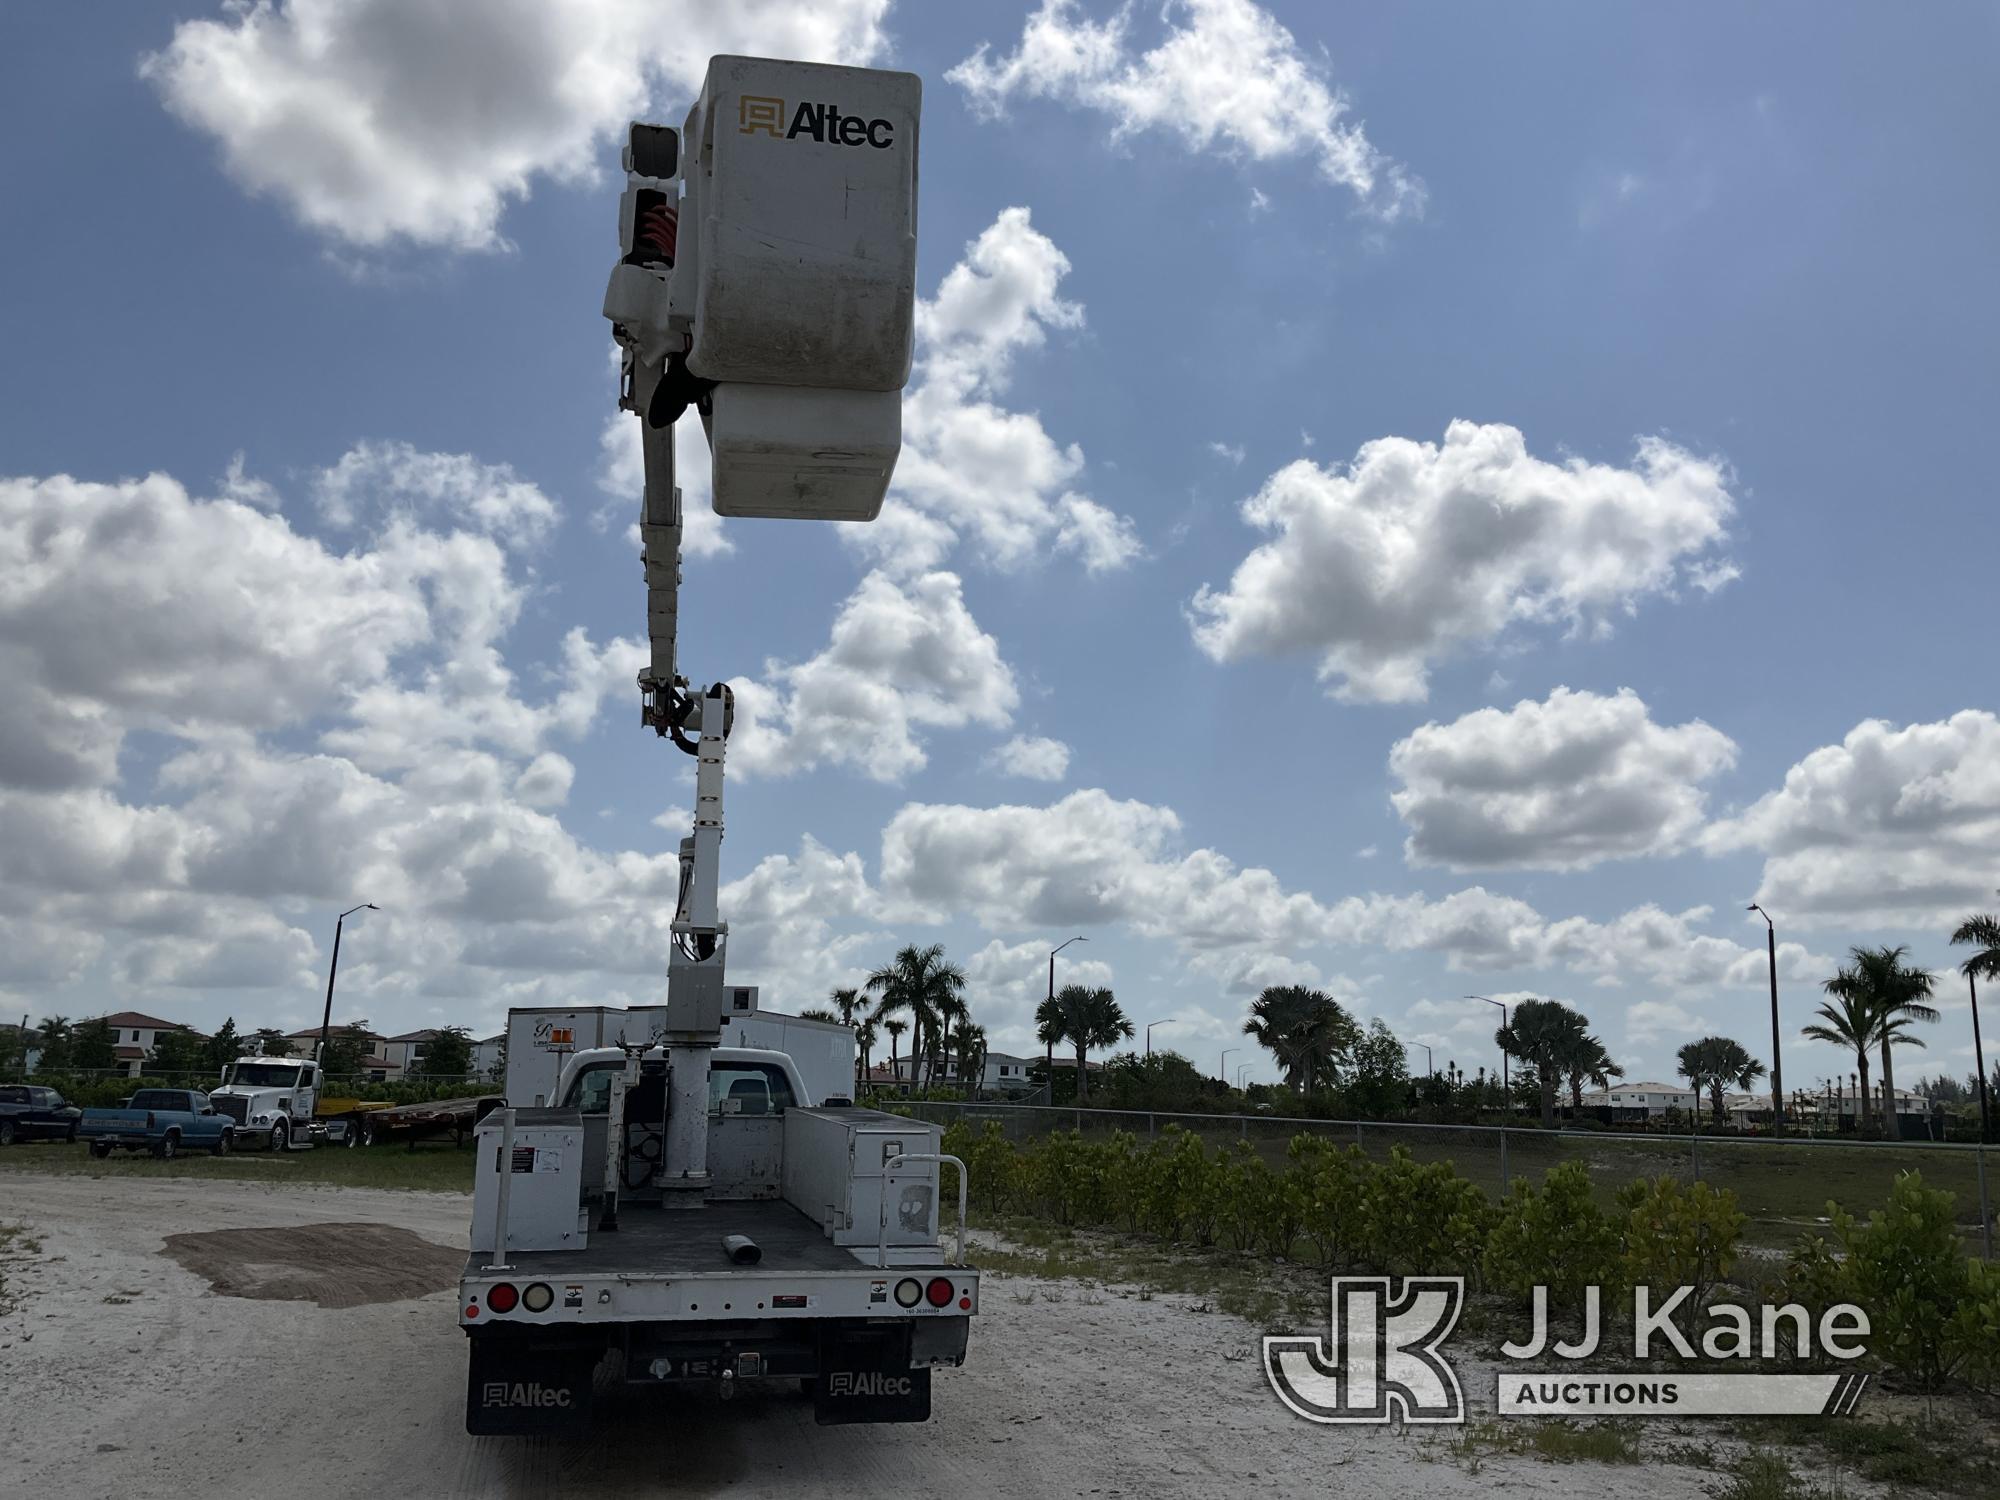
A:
553 1044 808 1201
210 1056 320 1151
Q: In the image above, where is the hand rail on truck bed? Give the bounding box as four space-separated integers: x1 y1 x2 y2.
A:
878 1152 967 1269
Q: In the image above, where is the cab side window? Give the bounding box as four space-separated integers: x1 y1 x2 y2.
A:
566 1065 616 1114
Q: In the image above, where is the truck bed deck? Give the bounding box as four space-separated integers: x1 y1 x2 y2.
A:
465 1197 863 1279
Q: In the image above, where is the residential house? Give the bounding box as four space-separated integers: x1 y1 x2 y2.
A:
381 1029 439 1077
1577 1081 1698 1121
472 1034 505 1081
91 1011 199 1078
285 1026 394 1081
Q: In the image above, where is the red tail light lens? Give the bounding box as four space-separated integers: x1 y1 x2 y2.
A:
486 1282 519 1314
924 1277 954 1308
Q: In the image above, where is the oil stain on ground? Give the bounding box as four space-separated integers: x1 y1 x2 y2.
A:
161 1222 462 1308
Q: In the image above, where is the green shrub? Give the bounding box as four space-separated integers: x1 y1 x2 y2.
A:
1358 1145 1489 1280
1135 1127 1219 1244
1617 1175 1743 1308
1289 1135 1371 1270
1484 1160 1623 1311
1831 1171 1983 1390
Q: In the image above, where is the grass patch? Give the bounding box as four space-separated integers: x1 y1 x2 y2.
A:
1734 1416 2000 1498
0 1141 475 1193
1447 1417 1641 1468
1715 1452 1844 1500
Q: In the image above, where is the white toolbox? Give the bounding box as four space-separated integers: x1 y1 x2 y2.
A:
782 1107 940 1248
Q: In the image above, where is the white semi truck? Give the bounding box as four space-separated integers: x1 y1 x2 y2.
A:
458 54 974 1436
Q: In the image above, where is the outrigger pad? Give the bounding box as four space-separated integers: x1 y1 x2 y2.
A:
465 1334 597 1437
814 1328 931 1425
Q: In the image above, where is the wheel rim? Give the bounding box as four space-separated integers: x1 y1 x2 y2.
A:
162 1137 175 1159
1 1123 14 1145
271 1124 286 1152
218 1133 231 1155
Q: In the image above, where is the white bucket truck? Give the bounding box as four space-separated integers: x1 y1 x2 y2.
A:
459 54 973 1436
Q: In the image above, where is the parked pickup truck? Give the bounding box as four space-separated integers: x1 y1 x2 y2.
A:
0 1083 82 1145
78 1089 235 1159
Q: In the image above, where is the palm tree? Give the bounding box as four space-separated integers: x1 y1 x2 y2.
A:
797 1006 839 1023
1495 999 1590 1127
1824 945 1937 1140
866 944 967 1093
853 1018 877 1097
1034 996 1067 1102
1556 1032 1623 1114
1949 910 1998 1142
1802 982 1880 1134
951 1020 987 1093
1053 985 1132 1103
927 991 971 1089
882 1017 907 1090
1676 1035 1766 1124
1241 985 1360 1095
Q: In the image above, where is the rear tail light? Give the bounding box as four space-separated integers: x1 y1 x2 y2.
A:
893 1278 923 1308
925 1277 954 1308
522 1283 553 1313
485 1282 519 1314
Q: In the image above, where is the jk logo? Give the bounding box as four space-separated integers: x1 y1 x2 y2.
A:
1264 1276 1466 1425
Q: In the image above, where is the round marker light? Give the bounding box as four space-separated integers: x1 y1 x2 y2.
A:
522 1283 554 1313
925 1277 954 1308
486 1282 519 1314
893 1278 923 1308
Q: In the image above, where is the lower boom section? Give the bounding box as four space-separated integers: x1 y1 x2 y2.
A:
465 1315 969 1434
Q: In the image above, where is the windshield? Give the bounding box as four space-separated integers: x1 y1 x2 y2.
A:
225 1063 302 1088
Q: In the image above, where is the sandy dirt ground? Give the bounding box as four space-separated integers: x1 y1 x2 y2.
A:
0 1174 1745 1500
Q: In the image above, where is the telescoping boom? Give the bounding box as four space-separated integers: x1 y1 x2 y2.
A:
458 55 978 1437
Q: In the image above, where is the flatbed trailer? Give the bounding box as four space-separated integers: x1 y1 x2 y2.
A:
460 1196 977 1433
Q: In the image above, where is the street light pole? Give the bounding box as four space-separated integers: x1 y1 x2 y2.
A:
1045 936 1086 1102
1145 1019 1170 1056
1220 1047 1237 1083
316 903 379 1069
1750 904 1785 1132
1236 1063 1251 1090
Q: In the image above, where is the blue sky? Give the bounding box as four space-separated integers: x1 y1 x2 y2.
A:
1 1 1995 1092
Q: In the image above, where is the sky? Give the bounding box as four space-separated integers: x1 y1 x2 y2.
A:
1 0 1996 1093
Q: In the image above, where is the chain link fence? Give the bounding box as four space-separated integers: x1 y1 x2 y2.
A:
901 1100 1996 1256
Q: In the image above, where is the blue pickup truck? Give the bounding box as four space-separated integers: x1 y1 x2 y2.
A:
78 1088 236 1159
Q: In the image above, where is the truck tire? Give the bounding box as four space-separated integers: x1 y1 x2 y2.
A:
65 1122 78 1144
90 1140 112 1159
155 1132 179 1161
269 1121 288 1153
213 1130 233 1157
0 1120 15 1146
342 1118 360 1148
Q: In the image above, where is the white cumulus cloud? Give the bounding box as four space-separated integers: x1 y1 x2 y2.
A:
729 570 1019 782
142 0 891 251
950 0 1422 221
1189 421 1737 702
984 735 1071 782
1389 687 1738 871
1703 710 2000 928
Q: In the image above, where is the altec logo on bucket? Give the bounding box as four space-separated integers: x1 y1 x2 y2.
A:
738 95 895 148
1266 1278 1874 1425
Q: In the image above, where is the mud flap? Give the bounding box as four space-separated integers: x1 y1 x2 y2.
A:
465 1332 597 1436
814 1327 931 1425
